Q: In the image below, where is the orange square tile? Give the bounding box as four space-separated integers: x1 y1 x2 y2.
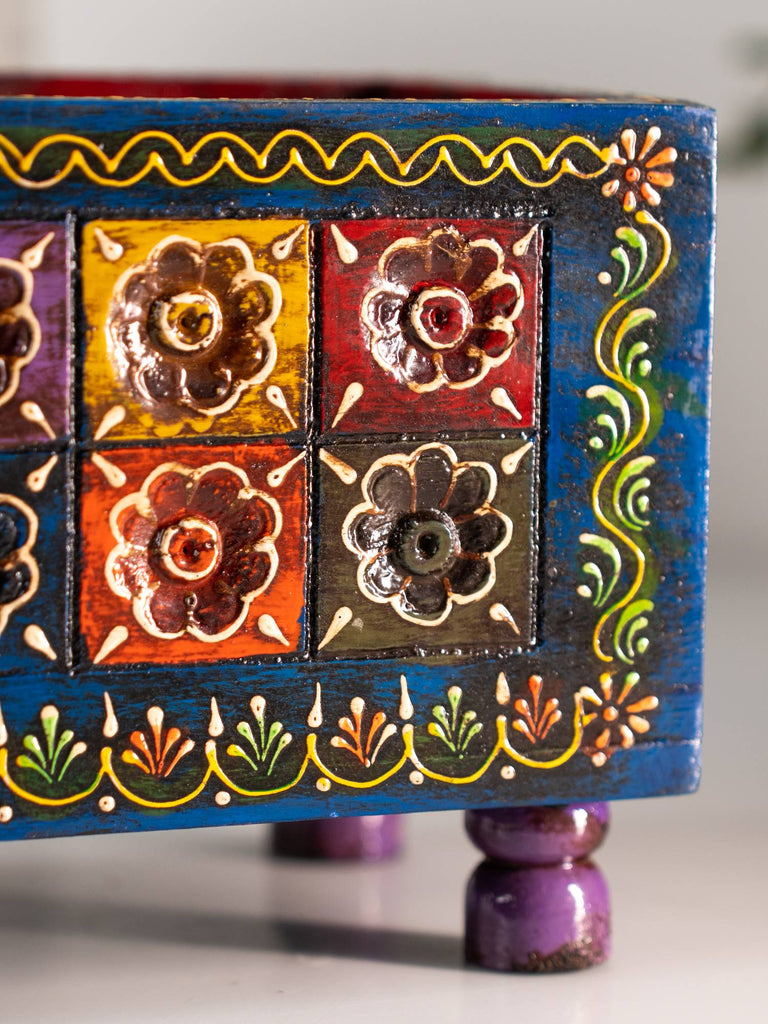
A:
79 441 307 664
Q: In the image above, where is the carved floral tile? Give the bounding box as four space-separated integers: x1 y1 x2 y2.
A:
0 450 69 671
320 219 540 436
81 219 309 442
79 441 307 665
315 436 537 657
0 222 70 447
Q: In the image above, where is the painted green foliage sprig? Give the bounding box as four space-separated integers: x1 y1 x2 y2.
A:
428 686 483 758
226 696 293 776
16 705 86 785
0 666 608 812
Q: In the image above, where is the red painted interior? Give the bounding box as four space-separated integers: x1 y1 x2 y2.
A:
0 75 555 101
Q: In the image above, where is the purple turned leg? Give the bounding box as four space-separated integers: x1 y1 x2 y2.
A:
272 815 402 861
465 803 610 972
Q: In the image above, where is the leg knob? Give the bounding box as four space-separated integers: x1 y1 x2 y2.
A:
272 815 402 861
464 803 610 972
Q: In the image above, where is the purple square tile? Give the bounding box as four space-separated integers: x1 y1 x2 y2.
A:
0 222 70 447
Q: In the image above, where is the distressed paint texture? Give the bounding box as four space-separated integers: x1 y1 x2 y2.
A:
81 218 310 441
0 221 70 446
79 441 308 664
0 96 714 840
320 218 541 434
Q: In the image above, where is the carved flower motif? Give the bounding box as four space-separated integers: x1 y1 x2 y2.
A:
580 671 659 766
0 495 38 634
0 259 40 408
343 443 512 626
107 236 280 417
106 463 281 642
603 127 677 212
362 227 523 392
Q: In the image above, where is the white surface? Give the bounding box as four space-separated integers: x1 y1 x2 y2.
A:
0 794 764 1023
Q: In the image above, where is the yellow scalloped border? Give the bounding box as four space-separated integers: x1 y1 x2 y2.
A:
0 129 615 189
0 697 586 811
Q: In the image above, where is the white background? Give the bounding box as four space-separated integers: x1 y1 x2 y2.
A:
0 2 765 1020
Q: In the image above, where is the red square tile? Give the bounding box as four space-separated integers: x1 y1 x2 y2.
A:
320 219 541 434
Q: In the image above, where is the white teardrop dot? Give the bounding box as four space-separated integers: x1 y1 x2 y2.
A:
500 765 516 780
316 778 331 792
93 226 124 262
23 625 56 661
20 402 55 440
91 452 126 488
490 603 521 635
26 455 57 493
409 771 424 786
319 449 357 485
99 796 116 813
271 224 304 261
266 386 298 429
102 692 119 738
597 271 612 286
495 671 511 706
21 231 55 269
318 606 353 650
267 452 304 489
215 791 231 807
208 697 224 738
399 674 414 721
258 614 290 646
307 682 323 728
331 382 364 428
501 441 533 476
330 224 359 264
490 387 523 421
0 806 13 823
94 404 127 440
511 224 538 257
93 625 129 664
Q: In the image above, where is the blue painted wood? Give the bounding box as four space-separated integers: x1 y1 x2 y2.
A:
0 95 715 840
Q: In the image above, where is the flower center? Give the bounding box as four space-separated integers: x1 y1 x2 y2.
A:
0 507 21 562
392 510 460 576
150 289 223 354
156 516 221 582
625 166 641 183
410 286 472 350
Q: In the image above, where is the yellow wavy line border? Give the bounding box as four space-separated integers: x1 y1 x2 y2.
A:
0 129 615 189
0 698 586 811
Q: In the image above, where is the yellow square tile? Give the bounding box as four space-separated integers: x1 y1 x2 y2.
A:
81 219 309 440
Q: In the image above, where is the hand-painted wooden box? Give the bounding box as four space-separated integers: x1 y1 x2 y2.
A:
0 83 715 840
